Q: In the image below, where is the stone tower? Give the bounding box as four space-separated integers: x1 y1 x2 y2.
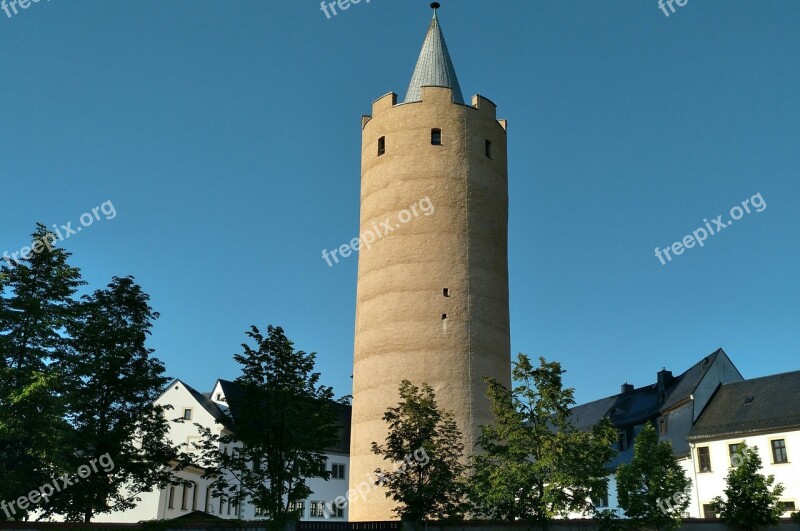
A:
349 4 511 521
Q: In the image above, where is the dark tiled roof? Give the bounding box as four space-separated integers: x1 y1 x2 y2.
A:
570 349 725 431
215 379 351 454
180 380 231 427
690 370 800 440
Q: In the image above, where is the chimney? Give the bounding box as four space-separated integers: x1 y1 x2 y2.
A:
657 368 674 392
621 382 634 394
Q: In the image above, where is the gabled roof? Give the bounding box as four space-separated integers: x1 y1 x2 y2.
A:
690 370 800 440
179 380 231 427
213 379 352 454
404 7 464 104
570 349 728 431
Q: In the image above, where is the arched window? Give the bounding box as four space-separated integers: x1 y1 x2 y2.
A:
167 485 176 509
378 136 386 156
205 485 213 513
431 129 442 145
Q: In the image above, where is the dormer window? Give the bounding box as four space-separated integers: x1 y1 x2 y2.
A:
378 136 386 156
431 129 442 146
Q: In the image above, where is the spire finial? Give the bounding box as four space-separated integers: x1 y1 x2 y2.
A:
431 2 440 11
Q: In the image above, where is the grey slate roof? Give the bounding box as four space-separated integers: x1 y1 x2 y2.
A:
214 379 352 454
178 380 230 426
404 8 465 104
570 349 725 431
690 370 800 440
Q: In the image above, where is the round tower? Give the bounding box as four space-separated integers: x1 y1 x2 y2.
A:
349 5 511 521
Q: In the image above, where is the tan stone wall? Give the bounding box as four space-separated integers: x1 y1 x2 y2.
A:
349 87 511 521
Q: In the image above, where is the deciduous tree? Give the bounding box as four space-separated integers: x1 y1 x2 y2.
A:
195 325 346 531
616 423 691 531
470 354 617 527
371 380 468 524
711 443 785 530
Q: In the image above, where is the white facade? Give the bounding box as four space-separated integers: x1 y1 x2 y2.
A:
683 429 800 519
93 379 351 523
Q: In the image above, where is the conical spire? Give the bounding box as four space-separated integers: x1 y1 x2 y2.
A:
404 3 465 104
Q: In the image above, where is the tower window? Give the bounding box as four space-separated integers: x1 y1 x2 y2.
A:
441 314 447 320
431 128 442 146
485 139 492 159
443 288 449 297
378 136 386 156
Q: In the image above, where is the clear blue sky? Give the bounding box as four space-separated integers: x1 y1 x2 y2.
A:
1 1 798 405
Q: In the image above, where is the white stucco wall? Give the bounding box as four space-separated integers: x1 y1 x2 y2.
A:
686 429 800 518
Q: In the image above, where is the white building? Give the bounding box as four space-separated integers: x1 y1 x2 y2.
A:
685 370 800 519
567 349 744 516
93 379 351 523
567 351 799 521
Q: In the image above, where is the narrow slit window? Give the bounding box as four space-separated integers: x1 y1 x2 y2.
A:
431 128 442 146
378 136 386 156
443 288 450 297
485 139 492 158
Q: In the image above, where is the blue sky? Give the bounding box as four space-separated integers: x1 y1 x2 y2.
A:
1 1 798 405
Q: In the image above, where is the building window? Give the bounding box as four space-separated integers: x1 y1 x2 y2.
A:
697 446 711 473
205 485 213 513
617 430 627 452
443 288 450 297
331 463 346 479
255 506 265 517
729 443 742 467
168 485 176 509
441 313 447 320
485 139 492 158
289 500 306 517
592 493 609 508
658 417 667 435
310 501 325 518
702 504 717 519
378 136 386 156
181 483 190 510
431 128 442 145
772 439 788 464
183 408 192 420
326 501 345 518
779 501 797 513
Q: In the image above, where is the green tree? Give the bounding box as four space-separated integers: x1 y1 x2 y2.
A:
194 325 346 530
469 354 617 527
39 276 181 522
0 224 83 520
616 423 691 531
711 443 785 530
371 380 468 524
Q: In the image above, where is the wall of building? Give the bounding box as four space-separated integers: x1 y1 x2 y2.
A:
687 429 800 519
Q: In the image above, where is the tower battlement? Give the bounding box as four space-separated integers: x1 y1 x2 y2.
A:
362 89 507 130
